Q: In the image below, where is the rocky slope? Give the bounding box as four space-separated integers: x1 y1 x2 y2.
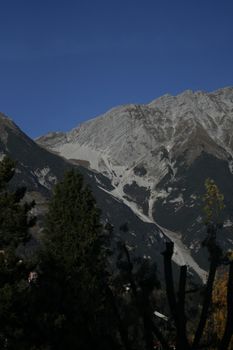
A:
37 87 233 269
0 112 175 280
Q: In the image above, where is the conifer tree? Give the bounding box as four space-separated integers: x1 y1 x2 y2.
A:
0 156 35 349
0 157 34 250
36 170 119 350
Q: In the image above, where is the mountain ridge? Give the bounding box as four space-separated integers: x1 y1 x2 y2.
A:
1 112 188 281
37 87 233 270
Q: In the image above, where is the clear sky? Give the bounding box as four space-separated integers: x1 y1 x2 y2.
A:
0 0 233 138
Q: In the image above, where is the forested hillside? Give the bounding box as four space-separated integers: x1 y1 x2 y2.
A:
1 157 233 349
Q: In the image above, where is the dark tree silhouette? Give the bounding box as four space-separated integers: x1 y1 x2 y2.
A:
162 179 233 350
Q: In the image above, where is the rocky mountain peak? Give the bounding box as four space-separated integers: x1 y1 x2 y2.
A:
37 87 233 176
36 87 233 272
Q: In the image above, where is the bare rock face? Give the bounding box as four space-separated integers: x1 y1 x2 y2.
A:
37 87 233 270
0 112 169 279
37 88 233 187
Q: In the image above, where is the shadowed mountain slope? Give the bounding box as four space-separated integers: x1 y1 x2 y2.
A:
37 87 233 270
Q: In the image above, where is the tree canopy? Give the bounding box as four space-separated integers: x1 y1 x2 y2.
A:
0 157 35 349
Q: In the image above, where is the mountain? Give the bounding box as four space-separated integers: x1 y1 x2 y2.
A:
0 111 177 280
37 87 233 270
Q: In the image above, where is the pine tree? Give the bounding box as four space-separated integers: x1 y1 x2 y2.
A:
0 157 34 250
0 156 35 349
35 170 119 350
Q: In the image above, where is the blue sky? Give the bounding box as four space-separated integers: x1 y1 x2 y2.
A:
0 0 233 138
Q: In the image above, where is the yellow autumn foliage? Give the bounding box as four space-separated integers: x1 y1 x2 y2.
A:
205 270 233 349
203 178 225 225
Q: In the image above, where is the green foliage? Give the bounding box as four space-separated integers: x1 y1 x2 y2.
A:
0 156 15 189
34 170 118 349
43 170 103 272
0 156 35 349
0 156 35 250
